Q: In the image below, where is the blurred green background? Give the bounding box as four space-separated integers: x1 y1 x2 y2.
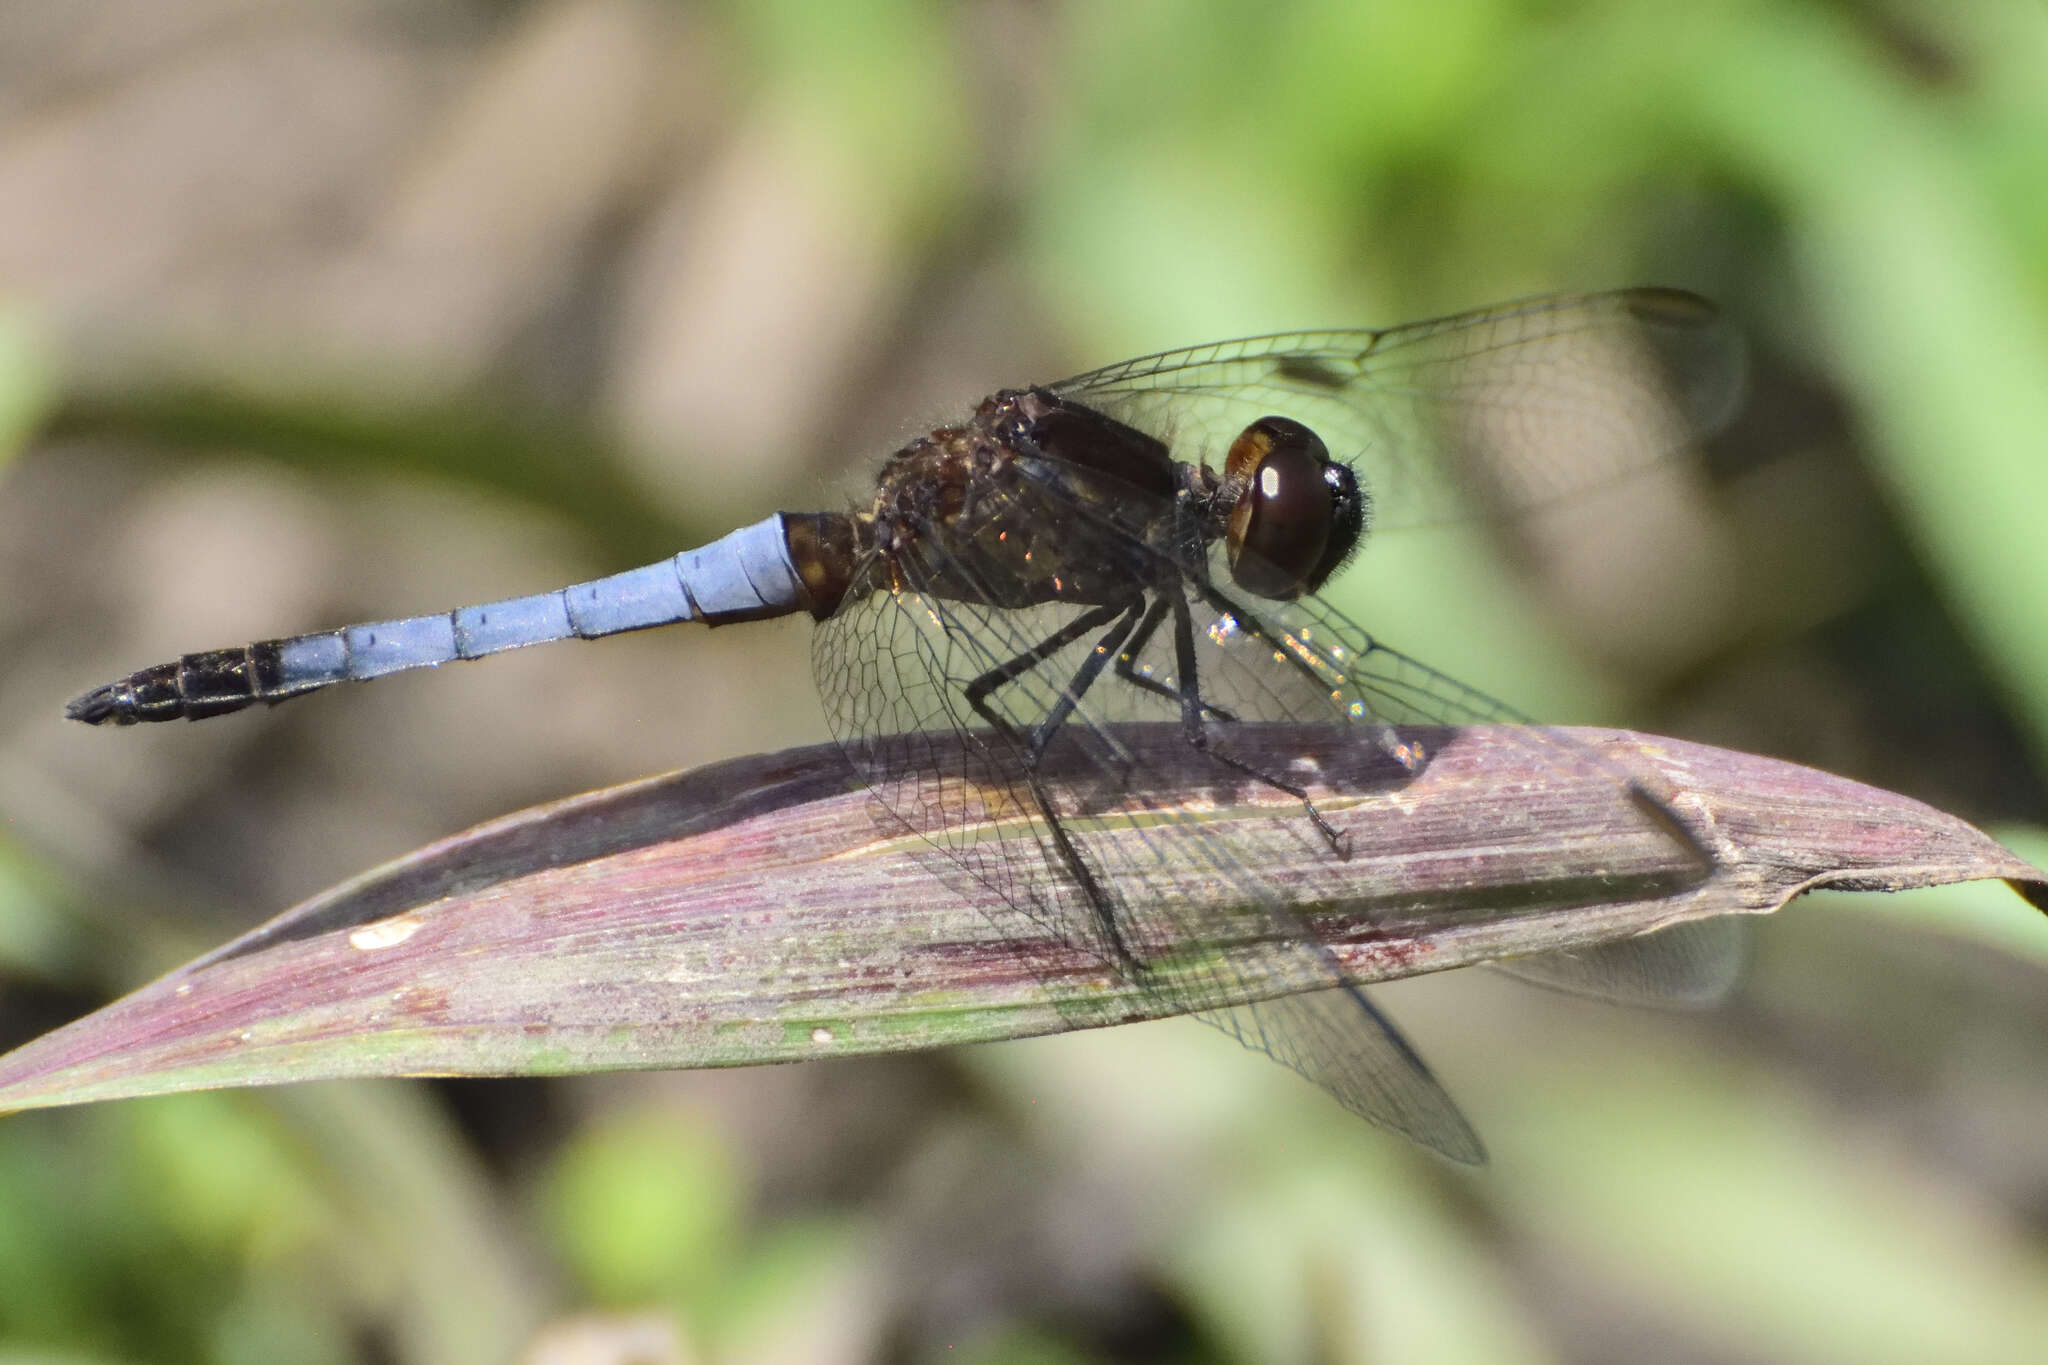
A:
2 1 2046 1361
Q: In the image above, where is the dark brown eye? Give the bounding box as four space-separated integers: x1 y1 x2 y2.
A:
1224 418 1365 599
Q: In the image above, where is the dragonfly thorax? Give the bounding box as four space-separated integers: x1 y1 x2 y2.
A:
863 389 1187 610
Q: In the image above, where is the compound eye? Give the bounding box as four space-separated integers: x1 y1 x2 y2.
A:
1225 417 1337 600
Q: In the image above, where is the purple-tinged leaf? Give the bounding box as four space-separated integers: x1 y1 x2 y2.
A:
2 726 2040 1112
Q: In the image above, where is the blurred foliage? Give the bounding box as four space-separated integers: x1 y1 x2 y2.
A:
0 306 51 472
2 0 2046 1363
0 1099 346 1364
543 1106 743 1311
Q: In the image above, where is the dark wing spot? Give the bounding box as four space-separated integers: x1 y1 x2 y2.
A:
1272 355 1353 391
1621 286 1719 326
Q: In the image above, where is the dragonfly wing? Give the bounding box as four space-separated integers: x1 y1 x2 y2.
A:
1052 288 1744 530
1199 986 1485 1163
1212 586 1734 1006
814 330 1729 1158
812 472 1493 1156
1490 916 1749 1008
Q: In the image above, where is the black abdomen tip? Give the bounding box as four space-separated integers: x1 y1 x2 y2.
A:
65 683 133 726
62 654 259 725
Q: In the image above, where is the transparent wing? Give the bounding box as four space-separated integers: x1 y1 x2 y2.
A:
814 543 1489 1161
1051 288 1744 529
1203 985 1484 1161
814 295 1742 1159
1490 916 1749 1008
1230 584 1741 998
813 455 1654 1162
1215 585 1741 1008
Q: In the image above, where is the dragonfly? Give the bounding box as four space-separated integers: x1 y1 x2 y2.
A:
68 288 1746 1163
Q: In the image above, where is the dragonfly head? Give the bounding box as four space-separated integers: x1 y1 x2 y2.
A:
1222 417 1368 599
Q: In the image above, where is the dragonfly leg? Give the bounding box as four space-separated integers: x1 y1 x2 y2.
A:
1111 595 1238 721
1020 598 1149 761
961 597 1151 969
1168 590 1348 856
963 599 1133 755
1195 583 1419 777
